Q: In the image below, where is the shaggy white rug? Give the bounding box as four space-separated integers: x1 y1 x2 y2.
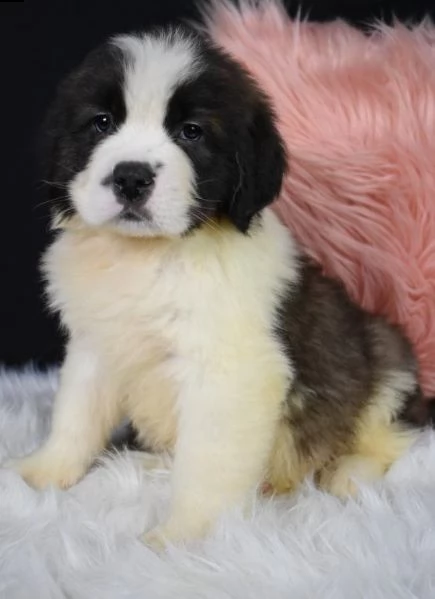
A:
0 368 434 599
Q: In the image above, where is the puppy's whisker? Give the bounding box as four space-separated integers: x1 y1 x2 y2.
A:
39 180 70 190
194 196 219 206
190 210 221 235
34 196 70 211
56 164 80 176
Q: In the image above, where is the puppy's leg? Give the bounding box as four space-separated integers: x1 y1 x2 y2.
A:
319 418 417 498
10 341 121 489
143 364 287 547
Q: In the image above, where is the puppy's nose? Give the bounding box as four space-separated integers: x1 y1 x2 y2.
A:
113 161 155 204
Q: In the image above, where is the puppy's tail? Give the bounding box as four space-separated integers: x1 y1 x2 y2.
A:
400 390 435 428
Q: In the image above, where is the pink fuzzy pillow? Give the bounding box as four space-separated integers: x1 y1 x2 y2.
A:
204 1 435 400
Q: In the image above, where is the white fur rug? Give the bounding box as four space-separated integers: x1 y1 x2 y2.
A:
0 368 434 599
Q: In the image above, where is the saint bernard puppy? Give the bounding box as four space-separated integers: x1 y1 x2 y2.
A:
10 26 432 548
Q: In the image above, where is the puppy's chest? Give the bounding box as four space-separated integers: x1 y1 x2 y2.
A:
44 223 291 368
45 229 271 373
47 234 198 351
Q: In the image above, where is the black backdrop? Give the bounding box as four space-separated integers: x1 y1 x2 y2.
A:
1 0 434 367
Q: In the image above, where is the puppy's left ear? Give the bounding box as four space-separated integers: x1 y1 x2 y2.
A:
228 94 287 233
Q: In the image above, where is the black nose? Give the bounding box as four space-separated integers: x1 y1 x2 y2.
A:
112 161 155 204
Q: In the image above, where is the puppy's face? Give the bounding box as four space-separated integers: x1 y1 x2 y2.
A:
43 28 286 236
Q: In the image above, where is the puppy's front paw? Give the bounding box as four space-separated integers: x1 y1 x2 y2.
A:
142 527 169 552
7 451 85 490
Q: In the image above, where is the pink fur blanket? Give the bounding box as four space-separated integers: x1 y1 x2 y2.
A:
204 1 435 400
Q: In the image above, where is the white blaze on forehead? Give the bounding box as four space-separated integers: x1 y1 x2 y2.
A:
70 31 200 237
113 32 201 123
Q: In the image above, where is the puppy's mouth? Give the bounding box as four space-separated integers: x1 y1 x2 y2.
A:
119 207 151 222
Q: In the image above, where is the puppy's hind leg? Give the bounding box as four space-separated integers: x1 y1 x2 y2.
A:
318 382 418 498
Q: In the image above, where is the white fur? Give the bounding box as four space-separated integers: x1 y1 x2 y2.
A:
70 33 200 236
0 368 434 598
12 209 299 544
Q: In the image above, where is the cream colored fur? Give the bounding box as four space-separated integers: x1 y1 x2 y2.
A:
12 210 300 545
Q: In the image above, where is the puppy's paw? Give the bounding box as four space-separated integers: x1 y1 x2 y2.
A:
319 455 386 499
141 526 169 552
7 451 85 490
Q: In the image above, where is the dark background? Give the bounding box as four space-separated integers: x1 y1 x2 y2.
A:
1 0 434 367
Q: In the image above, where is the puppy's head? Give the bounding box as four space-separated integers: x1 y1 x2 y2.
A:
42 27 286 237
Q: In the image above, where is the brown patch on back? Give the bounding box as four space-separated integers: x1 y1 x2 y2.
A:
266 260 421 497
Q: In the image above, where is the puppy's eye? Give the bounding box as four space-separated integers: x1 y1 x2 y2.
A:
92 113 113 134
180 123 203 141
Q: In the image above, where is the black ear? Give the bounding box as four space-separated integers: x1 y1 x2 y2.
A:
228 95 287 233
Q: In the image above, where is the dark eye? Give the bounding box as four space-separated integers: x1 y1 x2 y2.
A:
93 113 113 134
180 123 203 141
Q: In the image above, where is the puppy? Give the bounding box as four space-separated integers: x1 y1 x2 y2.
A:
11 26 432 547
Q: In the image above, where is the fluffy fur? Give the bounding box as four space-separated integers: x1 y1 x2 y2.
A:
204 0 435 400
5 26 431 547
1 369 435 598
